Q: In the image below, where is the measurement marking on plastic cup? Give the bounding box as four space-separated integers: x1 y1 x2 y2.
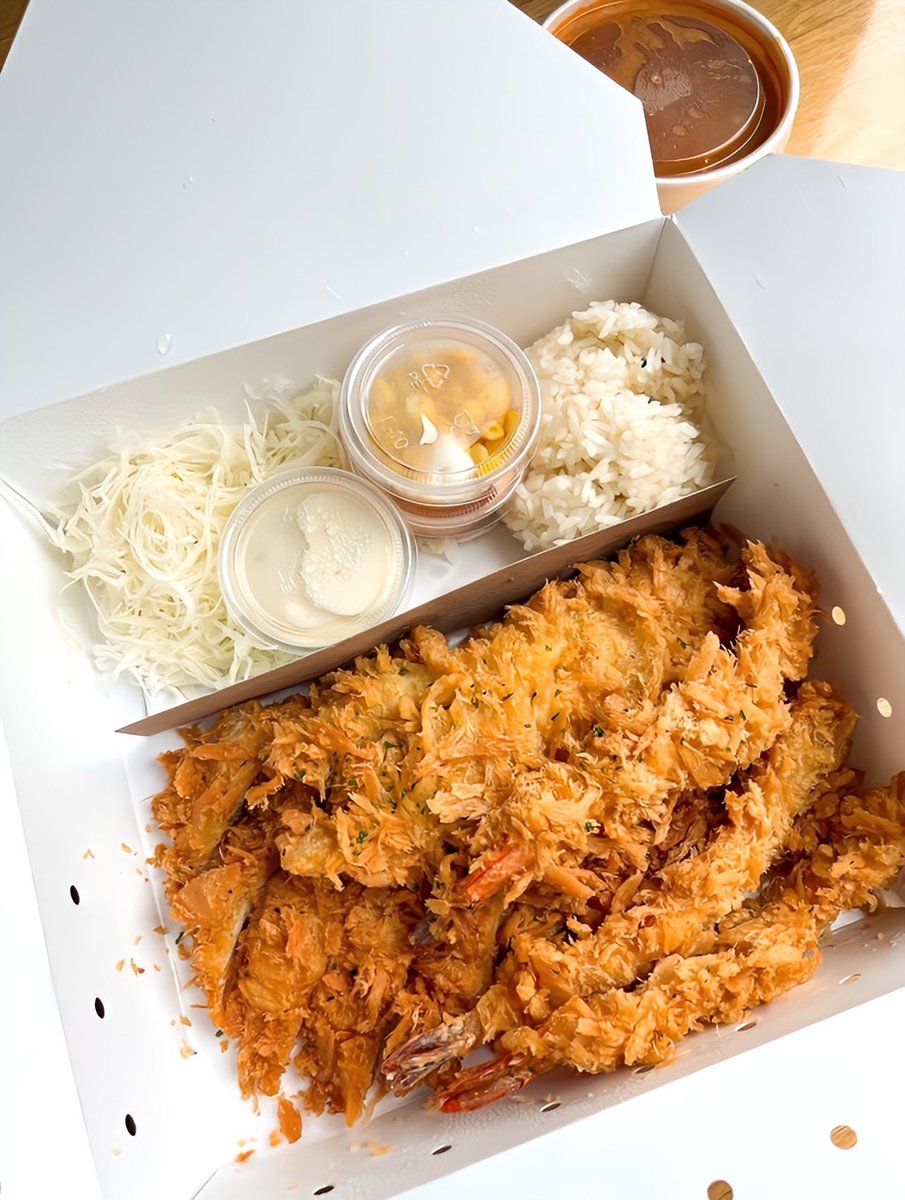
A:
830 1124 857 1150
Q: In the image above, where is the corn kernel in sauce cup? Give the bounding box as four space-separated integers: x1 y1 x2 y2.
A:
339 318 541 539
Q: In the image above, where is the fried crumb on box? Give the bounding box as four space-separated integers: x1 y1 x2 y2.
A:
277 1094 302 1144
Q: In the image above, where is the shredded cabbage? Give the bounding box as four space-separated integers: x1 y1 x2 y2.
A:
48 377 345 695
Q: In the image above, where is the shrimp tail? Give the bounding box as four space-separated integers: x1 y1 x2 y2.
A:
434 1053 539 1112
381 1011 483 1092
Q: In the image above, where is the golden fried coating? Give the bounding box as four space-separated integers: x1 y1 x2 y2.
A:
512 681 855 1009
383 683 855 1086
150 528 901 1126
434 770 905 1111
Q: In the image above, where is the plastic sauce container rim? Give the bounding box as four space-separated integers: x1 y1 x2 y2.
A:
339 316 542 504
543 0 800 185
218 466 417 653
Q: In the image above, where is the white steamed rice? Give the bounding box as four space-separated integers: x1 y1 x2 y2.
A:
504 300 721 552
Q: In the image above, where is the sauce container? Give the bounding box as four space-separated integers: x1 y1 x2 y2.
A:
219 467 416 654
339 317 542 539
544 0 799 212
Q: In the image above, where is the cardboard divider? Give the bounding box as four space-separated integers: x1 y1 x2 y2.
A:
120 478 734 736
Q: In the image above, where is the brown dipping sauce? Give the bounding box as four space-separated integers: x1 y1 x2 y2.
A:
556 1 790 176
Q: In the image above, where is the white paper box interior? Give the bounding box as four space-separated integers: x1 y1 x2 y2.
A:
1 156 904 1200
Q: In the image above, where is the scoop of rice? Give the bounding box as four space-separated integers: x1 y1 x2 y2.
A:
504 300 720 552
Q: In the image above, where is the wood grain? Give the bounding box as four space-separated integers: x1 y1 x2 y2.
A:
513 0 905 170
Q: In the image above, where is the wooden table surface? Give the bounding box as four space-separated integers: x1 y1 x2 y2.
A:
514 0 905 170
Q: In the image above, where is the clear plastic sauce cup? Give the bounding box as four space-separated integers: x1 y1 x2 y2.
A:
219 467 416 653
340 318 542 539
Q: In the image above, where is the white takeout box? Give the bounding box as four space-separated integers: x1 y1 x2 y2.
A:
1 3 904 1198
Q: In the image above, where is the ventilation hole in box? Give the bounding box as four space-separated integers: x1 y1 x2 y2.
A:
877 697 893 718
736 1020 757 1032
313 1188 335 1196
540 1101 561 1113
431 1145 452 1156
831 606 846 626
830 1125 857 1150
94 997 105 1019
840 972 861 985
634 1063 656 1075
69 885 80 906
707 1182 733 1200
125 1114 137 1137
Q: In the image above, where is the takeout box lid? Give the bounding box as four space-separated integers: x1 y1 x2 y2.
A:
0 0 659 420
676 154 905 625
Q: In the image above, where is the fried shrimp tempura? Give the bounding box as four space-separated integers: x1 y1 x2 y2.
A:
433 771 905 1111
383 684 855 1084
149 527 903 1127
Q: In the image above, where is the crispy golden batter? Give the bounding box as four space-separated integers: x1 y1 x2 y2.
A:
434 771 905 1111
150 528 902 1126
382 684 856 1087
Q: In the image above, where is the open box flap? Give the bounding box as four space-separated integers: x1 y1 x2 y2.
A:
676 155 905 626
0 0 658 420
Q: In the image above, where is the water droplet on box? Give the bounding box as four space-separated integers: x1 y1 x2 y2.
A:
156 332 173 356
567 268 591 295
